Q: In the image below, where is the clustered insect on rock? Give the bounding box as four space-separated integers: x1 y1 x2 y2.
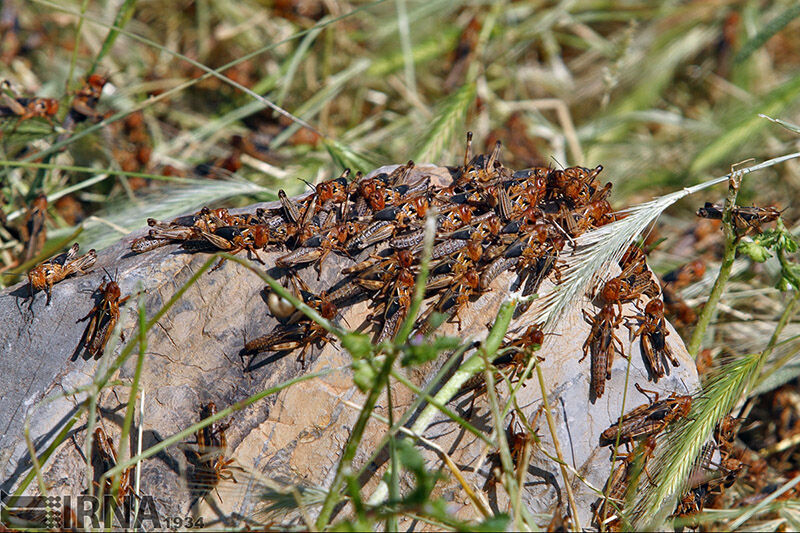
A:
21 132 724 526
125 133 621 371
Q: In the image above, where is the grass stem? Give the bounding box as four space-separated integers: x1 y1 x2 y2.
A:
112 290 148 499
315 350 400 529
365 299 517 508
687 170 743 358
481 344 522 529
534 361 580 532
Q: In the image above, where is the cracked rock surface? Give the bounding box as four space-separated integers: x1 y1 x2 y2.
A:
0 164 698 528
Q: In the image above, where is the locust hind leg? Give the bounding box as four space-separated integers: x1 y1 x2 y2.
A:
246 246 266 266
612 332 627 360
634 383 660 403
211 246 244 272
663 344 681 367
26 278 36 314
45 279 54 306
317 247 336 280
79 303 102 322
642 463 657 486
210 257 228 273
579 342 590 364
296 343 311 369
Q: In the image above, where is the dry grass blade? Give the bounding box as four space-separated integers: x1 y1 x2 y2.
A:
760 114 800 135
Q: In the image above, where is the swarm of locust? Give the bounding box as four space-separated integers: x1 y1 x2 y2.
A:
129 134 626 375
29 132 782 402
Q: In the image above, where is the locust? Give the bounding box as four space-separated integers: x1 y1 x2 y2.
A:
484 411 539 489
600 384 691 446
93 427 134 506
117 132 683 413
600 254 660 315
0 80 58 126
19 192 48 263
28 243 97 305
64 74 107 127
593 435 657 531
696 202 781 234
76 273 130 359
629 299 680 382
130 207 240 253
581 304 625 400
189 402 237 502
195 224 273 271
276 219 364 275
243 276 337 368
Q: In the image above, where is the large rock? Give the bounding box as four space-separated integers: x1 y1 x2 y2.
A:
0 164 698 529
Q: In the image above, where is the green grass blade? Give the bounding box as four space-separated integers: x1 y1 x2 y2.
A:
324 138 379 174
367 28 460 78
394 213 434 344
396 0 416 95
689 72 800 175
413 83 476 163
102 368 335 483
352 342 484 488
9 409 83 505
761 113 800 135
734 3 800 65
270 59 370 150
276 25 324 107
315 349 401 529
112 291 148 498
66 0 91 91
616 26 715 114
366 297 518 507
88 0 138 76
